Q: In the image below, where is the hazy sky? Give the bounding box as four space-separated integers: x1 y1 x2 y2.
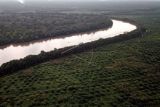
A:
1 0 160 1
0 0 159 4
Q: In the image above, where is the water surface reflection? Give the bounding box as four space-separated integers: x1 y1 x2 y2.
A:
0 20 137 66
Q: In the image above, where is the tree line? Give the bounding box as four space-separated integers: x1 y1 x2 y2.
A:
0 24 146 76
0 13 112 46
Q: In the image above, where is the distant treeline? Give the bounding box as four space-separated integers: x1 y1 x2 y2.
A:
0 21 146 77
0 13 112 46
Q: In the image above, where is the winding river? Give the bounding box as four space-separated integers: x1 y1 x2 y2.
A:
0 20 137 66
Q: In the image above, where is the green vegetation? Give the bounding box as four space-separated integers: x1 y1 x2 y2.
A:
0 23 144 76
0 13 112 46
0 3 160 107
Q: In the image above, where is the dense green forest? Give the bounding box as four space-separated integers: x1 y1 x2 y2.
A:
0 13 112 46
0 6 160 107
0 25 144 76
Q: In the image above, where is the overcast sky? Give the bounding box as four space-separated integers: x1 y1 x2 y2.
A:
0 0 159 4
1 0 160 1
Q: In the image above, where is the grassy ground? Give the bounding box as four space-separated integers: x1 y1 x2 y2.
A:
0 12 160 107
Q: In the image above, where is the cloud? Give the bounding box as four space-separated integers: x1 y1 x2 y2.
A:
17 0 25 4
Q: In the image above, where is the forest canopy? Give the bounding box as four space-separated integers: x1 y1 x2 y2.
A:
0 13 112 45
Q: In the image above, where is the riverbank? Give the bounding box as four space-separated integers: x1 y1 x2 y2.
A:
0 3 159 106
0 19 145 76
0 13 112 46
